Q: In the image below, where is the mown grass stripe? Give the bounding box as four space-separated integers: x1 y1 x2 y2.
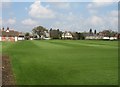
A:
2 40 118 85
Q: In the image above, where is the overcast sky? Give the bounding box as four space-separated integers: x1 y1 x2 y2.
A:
0 0 119 32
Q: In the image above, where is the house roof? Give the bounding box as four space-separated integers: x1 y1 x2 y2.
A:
0 29 20 37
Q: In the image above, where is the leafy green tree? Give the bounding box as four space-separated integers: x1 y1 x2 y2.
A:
25 32 30 40
94 30 97 34
89 29 92 34
32 26 48 39
101 30 117 37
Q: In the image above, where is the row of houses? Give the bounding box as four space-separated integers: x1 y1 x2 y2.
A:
85 35 118 40
85 31 119 40
49 29 120 40
84 33 119 40
0 27 120 42
0 28 81 41
0 27 25 42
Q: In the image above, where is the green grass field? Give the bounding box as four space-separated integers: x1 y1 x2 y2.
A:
2 40 118 85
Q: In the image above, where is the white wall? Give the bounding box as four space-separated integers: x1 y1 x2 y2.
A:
18 37 24 41
15 37 18 42
110 37 117 40
0 37 1 41
62 33 73 38
30 38 33 40
103 37 110 40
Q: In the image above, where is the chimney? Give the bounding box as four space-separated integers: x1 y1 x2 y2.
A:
7 27 9 30
6 27 10 32
2 27 4 31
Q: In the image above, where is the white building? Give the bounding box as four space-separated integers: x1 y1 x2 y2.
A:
62 32 73 39
18 34 25 41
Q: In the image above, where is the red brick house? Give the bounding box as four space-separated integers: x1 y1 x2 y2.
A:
0 27 19 42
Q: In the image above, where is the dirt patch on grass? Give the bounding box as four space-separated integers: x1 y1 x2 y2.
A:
2 55 16 86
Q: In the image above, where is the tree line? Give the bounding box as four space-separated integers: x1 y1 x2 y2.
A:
24 25 119 40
